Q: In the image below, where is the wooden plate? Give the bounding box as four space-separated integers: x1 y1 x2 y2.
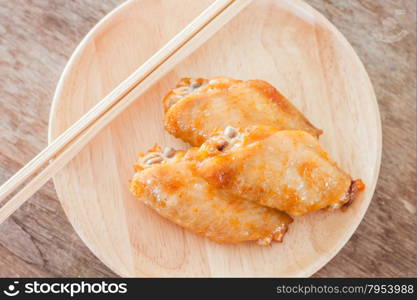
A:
49 0 381 277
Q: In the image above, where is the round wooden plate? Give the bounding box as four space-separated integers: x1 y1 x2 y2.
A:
49 0 381 277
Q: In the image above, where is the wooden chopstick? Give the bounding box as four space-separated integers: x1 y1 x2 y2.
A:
0 0 253 224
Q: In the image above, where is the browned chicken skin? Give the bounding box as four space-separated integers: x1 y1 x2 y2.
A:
129 77 364 245
190 125 364 216
163 77 322 146
130 146 293 245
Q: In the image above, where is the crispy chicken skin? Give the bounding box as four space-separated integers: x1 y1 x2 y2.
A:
163 77 322 146
131 76 363 243
191 126 364 216
130 146 293 245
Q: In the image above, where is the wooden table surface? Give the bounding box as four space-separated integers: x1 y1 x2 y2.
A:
0 0 415 277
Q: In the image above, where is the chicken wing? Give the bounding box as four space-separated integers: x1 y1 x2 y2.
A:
130 146 293 245
163 77 322 146
190 126 364 216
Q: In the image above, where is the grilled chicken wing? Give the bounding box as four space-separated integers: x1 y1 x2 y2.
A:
130 146 293 245
190 126 364 216
163 77 322 146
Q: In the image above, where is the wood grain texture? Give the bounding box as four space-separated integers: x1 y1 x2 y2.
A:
49 0 380 277
0 0 415 277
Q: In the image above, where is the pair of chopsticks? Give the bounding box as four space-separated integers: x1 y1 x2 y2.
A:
0 0 253 224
